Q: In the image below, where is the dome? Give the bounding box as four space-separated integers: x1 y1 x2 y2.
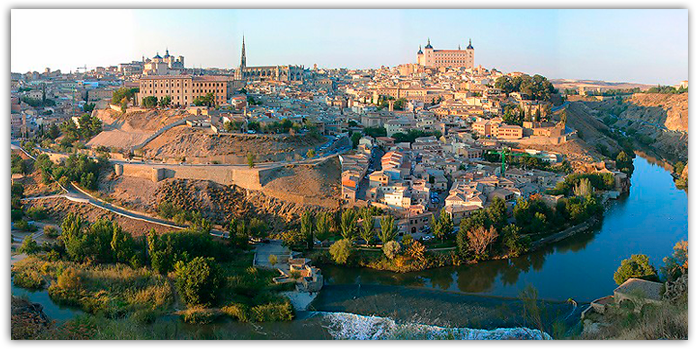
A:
153 52 162 59
467 39 474 50
425 38 433 49
417 46 423 54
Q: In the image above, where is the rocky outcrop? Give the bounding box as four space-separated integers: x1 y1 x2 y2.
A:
11 296 52 339
664 274 688 303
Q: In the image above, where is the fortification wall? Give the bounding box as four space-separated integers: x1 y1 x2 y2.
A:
117 162 266 191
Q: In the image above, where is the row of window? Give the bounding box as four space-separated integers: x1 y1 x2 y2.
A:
142 81 227 88
142 89 225 95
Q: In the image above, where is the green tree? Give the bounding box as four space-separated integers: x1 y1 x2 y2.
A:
359 209 375 245
110 224 135 263
159 95 172 107
300 211 314 249
247 153 255 168
614 254 658 285
431 209 454 241
501 224 529 257
378 215 398 244
340 209 358 241
315 212 333 243
329 239 353 264
111 87 138 105
306 149 315 158
175 257 224 307
142 96 158 108
268 254 278 266
350 132 362 148
19 235 40 255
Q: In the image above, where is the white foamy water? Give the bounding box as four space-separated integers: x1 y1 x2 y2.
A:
316 312 552 340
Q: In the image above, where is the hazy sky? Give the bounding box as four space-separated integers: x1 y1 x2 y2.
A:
11 9 688 85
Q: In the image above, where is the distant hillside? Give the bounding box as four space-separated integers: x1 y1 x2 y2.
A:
551 79 654 92
576 92 688 162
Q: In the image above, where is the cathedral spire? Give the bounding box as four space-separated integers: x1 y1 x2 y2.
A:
240 35 247 69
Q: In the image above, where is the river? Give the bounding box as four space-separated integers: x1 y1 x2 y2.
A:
12 155 687 339
321 155 688 303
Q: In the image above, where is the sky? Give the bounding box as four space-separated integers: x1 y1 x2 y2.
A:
11 9 688 85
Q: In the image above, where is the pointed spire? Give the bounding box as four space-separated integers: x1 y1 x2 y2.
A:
467 38 473 50
240 34 247 69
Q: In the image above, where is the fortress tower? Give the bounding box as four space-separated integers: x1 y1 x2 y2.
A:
416 38 474 69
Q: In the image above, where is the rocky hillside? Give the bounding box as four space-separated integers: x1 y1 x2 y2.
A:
152 178 338 230
578 93 688 162
624 93 688 132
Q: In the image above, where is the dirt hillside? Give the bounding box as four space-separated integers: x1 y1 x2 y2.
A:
151 178 338 231
261 157 341 206
87 108 189 150
141 126 325 163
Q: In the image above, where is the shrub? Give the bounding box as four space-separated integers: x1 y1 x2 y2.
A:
26 207 48 221
19 235 40 255
222 303 250 322
43 226 59 238
268 254 278 266
181 306 219 324
13 270 45 289
250 300 294 322
382 240 401 260
57 267 83 289
14 220 37 232
330 239 353 264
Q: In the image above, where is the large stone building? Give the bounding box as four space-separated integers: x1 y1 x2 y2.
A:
136 75 242 107
235 36 305 82
416 39 474 69
142 49 185 76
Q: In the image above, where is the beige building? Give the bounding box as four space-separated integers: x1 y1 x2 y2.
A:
137 75 242 107
416 39 474 69
472 118 523 140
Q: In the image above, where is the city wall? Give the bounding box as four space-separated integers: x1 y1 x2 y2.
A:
116 162 268 191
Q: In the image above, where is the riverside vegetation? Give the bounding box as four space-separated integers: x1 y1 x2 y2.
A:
11 212 296 339
286 172 611 273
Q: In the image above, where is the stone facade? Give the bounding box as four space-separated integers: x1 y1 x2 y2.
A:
416 38 474 69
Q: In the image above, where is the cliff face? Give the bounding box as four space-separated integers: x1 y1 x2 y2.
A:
623 93 688 132
580 93 688 162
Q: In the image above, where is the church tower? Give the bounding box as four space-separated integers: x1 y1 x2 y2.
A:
240 35 247 70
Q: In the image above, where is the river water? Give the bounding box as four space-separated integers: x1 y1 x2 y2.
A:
12 155 687 339
321 155 688 303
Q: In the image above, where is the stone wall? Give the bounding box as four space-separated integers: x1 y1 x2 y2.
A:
117 162 268 191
